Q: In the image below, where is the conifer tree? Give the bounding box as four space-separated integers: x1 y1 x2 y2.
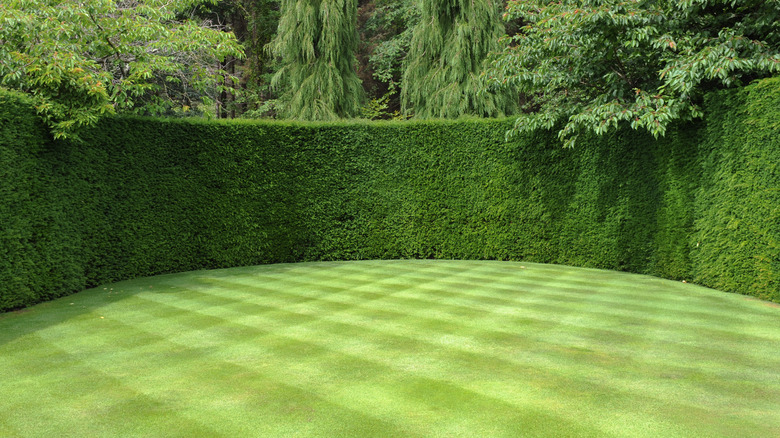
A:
401 0 516 118
269 0 365 120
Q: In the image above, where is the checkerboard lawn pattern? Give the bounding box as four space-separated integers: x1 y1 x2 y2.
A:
1 260 778 437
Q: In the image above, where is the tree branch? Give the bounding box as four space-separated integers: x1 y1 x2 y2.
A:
87 10 126 79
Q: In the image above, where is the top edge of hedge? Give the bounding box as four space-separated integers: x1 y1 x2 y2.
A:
1 78 778 311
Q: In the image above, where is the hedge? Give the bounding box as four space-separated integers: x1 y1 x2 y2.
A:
692 79 780 301
1 77 778 311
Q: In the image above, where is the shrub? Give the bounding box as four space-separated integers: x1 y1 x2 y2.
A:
1 78 778 311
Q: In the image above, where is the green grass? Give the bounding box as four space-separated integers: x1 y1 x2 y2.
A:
1 260 779 437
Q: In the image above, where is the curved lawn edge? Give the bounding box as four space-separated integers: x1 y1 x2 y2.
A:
1 260 779 437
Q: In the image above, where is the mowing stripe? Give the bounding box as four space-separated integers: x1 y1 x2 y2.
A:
119 292 611 437
133 275 775 434
209 274 779 367
1 260 778 437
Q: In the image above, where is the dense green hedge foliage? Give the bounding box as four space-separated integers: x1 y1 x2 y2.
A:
1 78 778 311
692 79 780 301
0 90 85 310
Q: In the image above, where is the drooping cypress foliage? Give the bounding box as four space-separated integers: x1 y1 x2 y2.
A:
269 0 365 120
401 0 517 118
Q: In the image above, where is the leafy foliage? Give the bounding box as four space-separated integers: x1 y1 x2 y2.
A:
0 0 243 138
269 0 365 120
364 0 418 84
197 0 281 118
692 77 780 300
3 78 778 310
359 83 406 120
488 0 780 147
402 0 518 118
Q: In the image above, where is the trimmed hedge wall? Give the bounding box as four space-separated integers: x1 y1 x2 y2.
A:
1 78 778 311
693 79 780 301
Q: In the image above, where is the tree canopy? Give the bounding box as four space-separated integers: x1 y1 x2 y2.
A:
269 0 365 120
4 0 779 137
402 0 517 118
0 0 243 138
488 0 780 147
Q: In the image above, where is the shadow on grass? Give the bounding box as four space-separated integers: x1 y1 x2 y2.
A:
0 275 175 346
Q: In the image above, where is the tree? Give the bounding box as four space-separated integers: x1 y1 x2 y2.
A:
488 0 780 147
401 0 518 118
269 0 365 120
232 0 281 118
357 0 419 116
197 0 281 119
0 0 244 139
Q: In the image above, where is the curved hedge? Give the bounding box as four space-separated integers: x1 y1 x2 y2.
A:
1 78 778 311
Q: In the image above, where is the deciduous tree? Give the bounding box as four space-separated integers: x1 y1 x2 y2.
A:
488 0 780 147
0 0 243 139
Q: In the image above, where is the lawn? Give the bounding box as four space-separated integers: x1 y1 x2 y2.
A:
1 260 778 437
